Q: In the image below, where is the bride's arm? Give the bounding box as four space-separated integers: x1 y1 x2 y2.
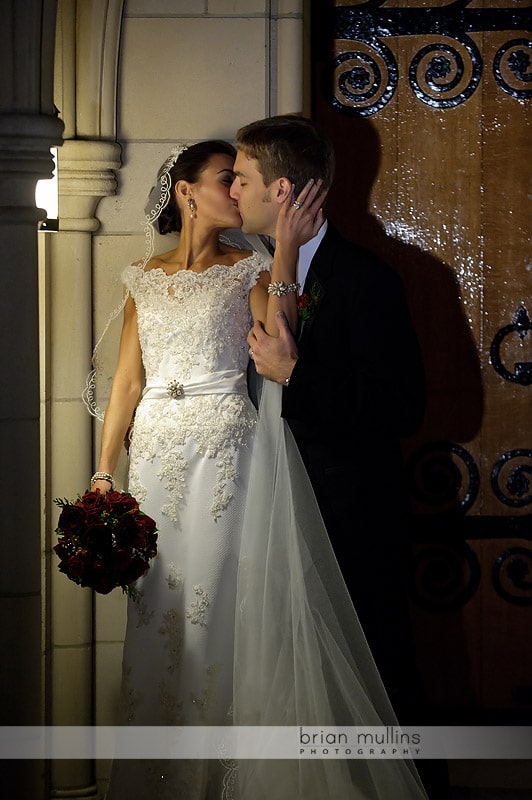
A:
264 179 325 336
92 295 143 494
247 182 326 385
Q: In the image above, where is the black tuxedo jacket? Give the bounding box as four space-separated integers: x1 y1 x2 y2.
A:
281 227 444 779
282 224 425 553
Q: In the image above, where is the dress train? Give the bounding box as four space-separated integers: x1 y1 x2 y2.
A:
233 379 428 799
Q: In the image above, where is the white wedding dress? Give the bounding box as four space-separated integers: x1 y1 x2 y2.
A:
105 251 429 800
105 253 268 799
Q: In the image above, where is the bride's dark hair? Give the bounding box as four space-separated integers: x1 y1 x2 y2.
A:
157 140 237 235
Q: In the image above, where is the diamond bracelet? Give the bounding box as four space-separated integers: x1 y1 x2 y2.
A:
267 281 300 297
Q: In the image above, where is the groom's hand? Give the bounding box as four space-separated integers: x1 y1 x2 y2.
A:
248 312 298 385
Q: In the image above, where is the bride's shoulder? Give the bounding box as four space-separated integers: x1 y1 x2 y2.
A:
219 243 253 265
141 249 177 271
122 254 166 284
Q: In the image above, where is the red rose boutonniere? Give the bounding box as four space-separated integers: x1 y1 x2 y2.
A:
53 490 158 599
297 281 321 334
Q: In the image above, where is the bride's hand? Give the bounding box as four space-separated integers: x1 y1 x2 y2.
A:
275 178 327 251
91 479 112 495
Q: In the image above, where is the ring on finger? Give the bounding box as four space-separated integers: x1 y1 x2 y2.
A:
292 201 302 210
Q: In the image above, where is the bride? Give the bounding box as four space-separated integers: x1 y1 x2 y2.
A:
87 140 428 799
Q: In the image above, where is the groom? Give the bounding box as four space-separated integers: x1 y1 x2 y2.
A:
231 115 449 799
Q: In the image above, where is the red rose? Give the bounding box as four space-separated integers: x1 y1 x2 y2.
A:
65 553 86 579
123 555 149 584
131 514 158 550
104 491 140 515
78 490 106 511
136 513 157 535
85 509 106 527
297 294 309 312
54 539 76 560
86 523 113 554
114 514 141 547
111 548 134 571
57 504 88 535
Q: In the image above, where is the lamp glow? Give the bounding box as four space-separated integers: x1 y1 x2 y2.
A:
36 148 58 230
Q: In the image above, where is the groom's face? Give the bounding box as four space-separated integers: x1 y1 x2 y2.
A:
230 151 279 238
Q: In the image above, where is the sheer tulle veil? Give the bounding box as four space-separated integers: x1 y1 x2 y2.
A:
233 379 429 799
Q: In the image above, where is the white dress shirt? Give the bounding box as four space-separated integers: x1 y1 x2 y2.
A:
297 220 328 289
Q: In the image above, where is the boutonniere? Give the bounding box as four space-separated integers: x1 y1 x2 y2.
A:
297 281 321 333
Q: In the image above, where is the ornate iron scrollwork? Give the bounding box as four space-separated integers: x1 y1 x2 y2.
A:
408 37 482 108
333 39 398 116
409 541 481 612
493 38 532 99
491 449 532 509
406 441 480 514
332 1 532 115
490 305 532 385
493 546 532 606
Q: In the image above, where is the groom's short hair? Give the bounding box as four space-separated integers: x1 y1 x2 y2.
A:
235 114 335 195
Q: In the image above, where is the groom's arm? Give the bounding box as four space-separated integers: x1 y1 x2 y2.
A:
247 312 298 386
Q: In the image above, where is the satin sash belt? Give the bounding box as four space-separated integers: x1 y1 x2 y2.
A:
142 369 248 401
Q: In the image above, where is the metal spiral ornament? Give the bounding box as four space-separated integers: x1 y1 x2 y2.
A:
331 2 530 116
409 36 482 108
410 542 481 612
491 450 532 509
333 39 398 116
493 547 532 606
406 441 480 514
493 38 532 99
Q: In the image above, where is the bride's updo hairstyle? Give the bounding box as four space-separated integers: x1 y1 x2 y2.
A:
157 140 237 235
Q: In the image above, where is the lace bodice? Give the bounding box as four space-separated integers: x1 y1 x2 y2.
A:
122 252 269 385
123 251 270 522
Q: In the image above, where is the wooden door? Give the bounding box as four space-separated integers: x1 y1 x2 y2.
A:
311 0 531 720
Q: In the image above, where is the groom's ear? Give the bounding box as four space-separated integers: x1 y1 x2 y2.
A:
274 176 293 204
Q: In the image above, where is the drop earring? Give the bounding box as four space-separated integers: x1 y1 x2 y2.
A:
188 197 197 218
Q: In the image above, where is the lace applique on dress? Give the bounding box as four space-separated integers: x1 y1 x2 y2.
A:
166 563 183 590
159 608 184 673
133 589 155 628
186 585 209 626
190 663 221 722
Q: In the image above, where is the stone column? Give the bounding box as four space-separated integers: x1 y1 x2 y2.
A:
46 138 121 799
45 1 124 794
0 114 63 797
0 1 63 797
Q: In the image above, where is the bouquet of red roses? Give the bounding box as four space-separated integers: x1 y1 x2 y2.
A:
54 490 158 597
